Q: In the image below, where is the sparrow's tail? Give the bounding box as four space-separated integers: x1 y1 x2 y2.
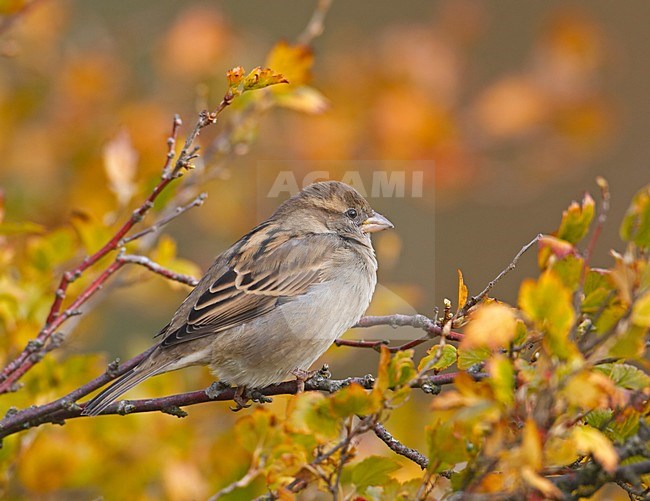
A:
81 360 170 417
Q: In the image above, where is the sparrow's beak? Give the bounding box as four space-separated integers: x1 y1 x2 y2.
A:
361 212 394 233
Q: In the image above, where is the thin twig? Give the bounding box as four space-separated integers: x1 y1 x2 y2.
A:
337 314 463 352
117 253 199 287
456 234 542 319
121 192 207 245
296 0 334 45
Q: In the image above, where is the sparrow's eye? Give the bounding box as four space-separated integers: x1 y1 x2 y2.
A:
345 208 358 220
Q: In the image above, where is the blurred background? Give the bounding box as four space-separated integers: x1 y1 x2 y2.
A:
0 0 648 498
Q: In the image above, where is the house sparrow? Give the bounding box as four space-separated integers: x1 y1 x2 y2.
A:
83 181 393 415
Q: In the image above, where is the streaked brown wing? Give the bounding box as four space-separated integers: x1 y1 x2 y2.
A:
160 232 341 347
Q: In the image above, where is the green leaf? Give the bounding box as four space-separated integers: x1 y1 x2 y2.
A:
426 419 472 472
519 272 579 360
550 255 583 291
595 363 650 390
609 324 647 358
586 409 640 443
347 456 401 493
556 193 595 244
457 346 491 370
330 383 379 418
286 392 339 441
582 270 612 313
418 344 457 372
620 185 650 248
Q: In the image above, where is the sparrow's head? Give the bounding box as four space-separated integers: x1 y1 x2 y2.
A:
276 181 393 240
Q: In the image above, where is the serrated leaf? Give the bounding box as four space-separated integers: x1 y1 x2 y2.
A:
225 65 288 101
418 344 457 372
457 346 492 370
556 193 595 244
620 185 650 248
594 363 650 390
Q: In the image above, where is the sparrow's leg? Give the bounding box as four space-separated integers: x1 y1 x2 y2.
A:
291 368 318 393
230 385 251 412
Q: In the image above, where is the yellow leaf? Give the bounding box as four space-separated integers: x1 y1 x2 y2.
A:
457 269 468 313
572 426 618 473
488 355 514 407
521 466 562 499
265 41 314 87
544 435 580 467
461 303 517 349
522 418 542 470
562 370 619 410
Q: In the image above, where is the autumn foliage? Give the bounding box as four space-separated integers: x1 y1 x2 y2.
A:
0 2 648 500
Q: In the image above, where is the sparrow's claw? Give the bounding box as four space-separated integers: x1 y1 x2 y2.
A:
230 385 251 412
291 368 318 393
249 388 273 404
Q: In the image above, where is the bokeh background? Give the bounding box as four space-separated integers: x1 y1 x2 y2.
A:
0 0 648 498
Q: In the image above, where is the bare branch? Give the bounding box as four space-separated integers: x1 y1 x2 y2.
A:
121 192 207 245
117 253 199 287
456 234 542 319
297 0 334 45
372 421 429 469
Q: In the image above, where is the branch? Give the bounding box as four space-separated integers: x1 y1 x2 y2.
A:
456 234 542 319
336 314 464 352
371 421 429 469
121 192 207 245
117 253 199 287
0 90 236 393
296 0 333 45
0 368 486 441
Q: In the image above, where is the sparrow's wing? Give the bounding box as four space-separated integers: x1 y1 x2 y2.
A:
160 232 342 347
